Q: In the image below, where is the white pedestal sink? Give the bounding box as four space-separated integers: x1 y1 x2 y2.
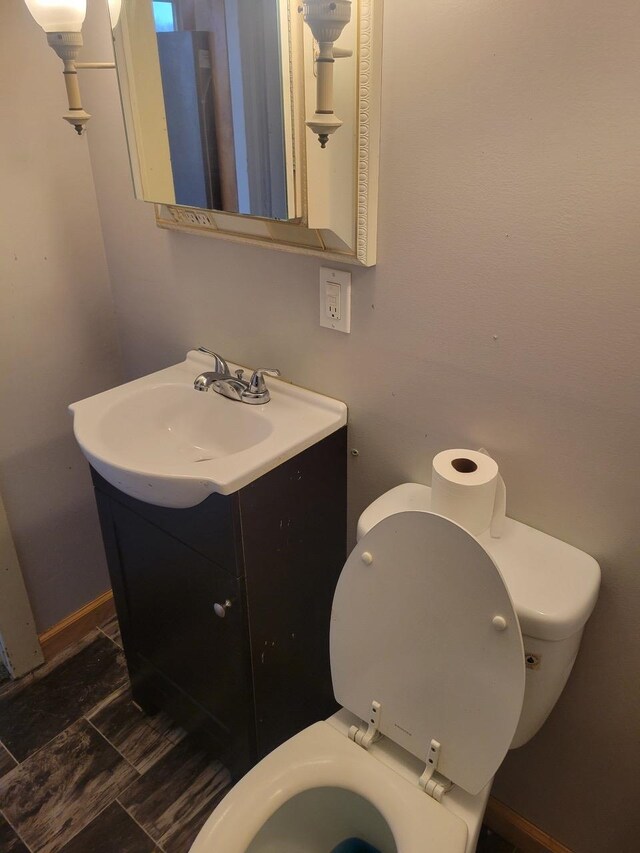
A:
69 351 347 508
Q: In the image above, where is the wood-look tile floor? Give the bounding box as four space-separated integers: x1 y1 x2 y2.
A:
0 618 518 853
0 619 230 852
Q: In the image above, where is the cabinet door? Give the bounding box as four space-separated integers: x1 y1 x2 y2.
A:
107 500 252 738
91 468 240 574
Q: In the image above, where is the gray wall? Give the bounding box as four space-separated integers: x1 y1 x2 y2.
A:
0 0 122 631
89 0 639 850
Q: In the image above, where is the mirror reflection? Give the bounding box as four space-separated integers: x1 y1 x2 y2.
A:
114 0 296 219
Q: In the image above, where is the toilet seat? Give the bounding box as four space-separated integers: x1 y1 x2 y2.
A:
332 511 525 795
189 720 468 853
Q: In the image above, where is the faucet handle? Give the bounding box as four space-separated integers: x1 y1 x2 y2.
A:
247 368 281 395
197 347 229 377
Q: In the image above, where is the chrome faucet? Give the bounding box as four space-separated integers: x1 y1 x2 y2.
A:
194 348 280 404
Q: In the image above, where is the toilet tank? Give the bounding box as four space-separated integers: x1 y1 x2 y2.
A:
357 484 600 749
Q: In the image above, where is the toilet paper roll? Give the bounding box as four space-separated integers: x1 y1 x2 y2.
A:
431 449 500 536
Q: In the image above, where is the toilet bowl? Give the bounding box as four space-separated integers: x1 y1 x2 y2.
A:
191 718 470 853
191 485 600 853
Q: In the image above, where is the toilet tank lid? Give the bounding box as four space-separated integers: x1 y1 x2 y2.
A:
357 484 601 642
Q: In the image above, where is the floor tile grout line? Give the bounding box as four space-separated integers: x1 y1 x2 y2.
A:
115 797 167 852
51 797 117 853
83 708 182 782
0 806 35 853
53 797 162 853
113 741 229 852
0 719 88 771
107 733 182 806
0 738 21 766
83 716 142 777
96 623 123 650
84 682 130 721
96 624 116 645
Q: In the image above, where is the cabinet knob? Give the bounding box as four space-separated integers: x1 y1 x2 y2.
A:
214 599 232 618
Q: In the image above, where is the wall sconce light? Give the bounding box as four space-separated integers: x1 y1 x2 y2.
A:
23 0 121 135
301 0 352 148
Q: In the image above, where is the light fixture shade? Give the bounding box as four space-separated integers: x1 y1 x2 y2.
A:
108 0 122 28
303 0 351 43
24 0 87 33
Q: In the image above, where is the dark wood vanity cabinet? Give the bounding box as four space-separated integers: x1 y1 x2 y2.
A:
92 427 347 778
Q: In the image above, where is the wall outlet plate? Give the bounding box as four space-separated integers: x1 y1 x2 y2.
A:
320 267 351 333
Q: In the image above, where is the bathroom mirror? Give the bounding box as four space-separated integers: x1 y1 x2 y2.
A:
110 0 382 265
112 0 295 219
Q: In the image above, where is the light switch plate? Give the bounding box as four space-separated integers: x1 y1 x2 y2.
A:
320 267 351 333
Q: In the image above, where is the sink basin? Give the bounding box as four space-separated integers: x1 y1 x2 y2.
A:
70 351 347 507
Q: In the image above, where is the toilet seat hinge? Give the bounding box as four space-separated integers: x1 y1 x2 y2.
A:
418 739 452 800
348 700 381 750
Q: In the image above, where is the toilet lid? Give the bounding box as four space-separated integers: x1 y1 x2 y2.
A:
330 511 525 796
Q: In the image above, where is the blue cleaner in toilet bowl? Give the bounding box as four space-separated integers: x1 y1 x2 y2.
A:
330 839 381 853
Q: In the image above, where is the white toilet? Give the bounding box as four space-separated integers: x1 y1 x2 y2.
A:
190 483 600 853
